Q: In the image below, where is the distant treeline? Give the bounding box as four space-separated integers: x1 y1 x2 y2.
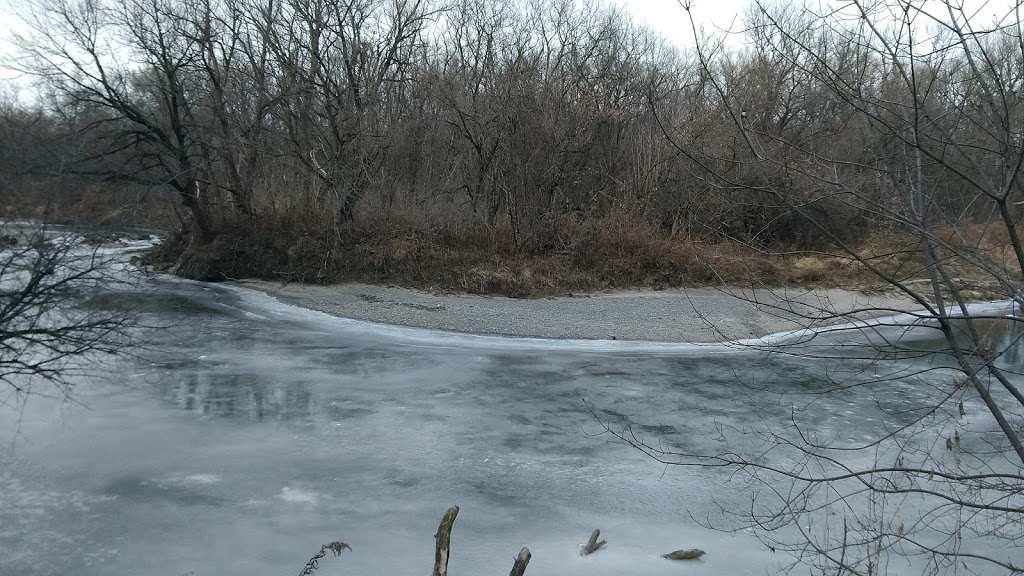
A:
1 0 1020 286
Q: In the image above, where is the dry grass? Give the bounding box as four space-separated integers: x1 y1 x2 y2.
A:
139 201 1022 299
842 224 1021 300
155 212 881 296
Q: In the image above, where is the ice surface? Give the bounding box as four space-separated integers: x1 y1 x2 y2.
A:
0 275 1018 576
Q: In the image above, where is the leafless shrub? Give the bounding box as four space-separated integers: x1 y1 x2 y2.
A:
0 221 136 405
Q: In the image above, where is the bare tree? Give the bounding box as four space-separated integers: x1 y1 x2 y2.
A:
604 1 1024 574
265 0 433 226
0 222 135 406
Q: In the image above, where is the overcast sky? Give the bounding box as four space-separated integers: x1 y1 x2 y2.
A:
0 0 742 90
0 0 23 83
0 0 1015 90
621 0 748 41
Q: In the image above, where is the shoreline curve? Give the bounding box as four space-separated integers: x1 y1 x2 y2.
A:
232 280 920 344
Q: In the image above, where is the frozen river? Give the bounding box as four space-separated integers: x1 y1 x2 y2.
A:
1 272 1019 575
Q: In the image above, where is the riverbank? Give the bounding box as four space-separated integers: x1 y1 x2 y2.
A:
234 280 919 342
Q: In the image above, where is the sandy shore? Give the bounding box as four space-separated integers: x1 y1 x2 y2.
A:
234 280 919 342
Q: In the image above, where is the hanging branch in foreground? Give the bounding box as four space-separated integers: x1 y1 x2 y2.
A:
614 1 1024 575
0 223 136 404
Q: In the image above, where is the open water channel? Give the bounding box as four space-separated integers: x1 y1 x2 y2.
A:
1 252 1021 576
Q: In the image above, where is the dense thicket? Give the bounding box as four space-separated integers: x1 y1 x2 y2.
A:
2 0 1021 287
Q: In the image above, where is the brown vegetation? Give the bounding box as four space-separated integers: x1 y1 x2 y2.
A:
0 0 1020 304
137 208 911 296
137 211 1013 300
0 0 891 292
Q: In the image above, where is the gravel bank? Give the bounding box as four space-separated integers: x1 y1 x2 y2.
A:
234 280 919 342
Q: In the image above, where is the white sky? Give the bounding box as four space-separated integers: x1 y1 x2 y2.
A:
622 0 1020 43
0 0 741 94
0 1 23 84
620 0 749 41
0 0 1016 93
